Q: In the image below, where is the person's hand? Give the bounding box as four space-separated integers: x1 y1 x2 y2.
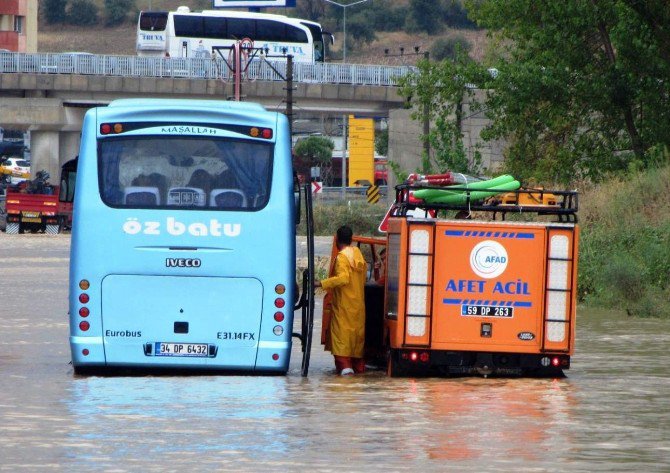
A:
314 280 321 288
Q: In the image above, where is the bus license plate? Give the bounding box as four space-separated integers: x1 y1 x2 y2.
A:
155 342 209 357
462 305 514 318
22 211 40 218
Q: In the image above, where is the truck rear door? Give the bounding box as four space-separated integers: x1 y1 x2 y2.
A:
431 221 547 353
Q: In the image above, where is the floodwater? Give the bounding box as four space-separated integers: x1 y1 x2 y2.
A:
1 234 669 472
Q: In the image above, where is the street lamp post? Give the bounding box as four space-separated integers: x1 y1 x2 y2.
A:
323 0 369 63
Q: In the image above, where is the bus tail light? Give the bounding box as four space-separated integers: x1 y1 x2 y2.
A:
249 127 273 139
79 321 90 331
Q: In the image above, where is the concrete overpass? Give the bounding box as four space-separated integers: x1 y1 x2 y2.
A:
0 53 412 177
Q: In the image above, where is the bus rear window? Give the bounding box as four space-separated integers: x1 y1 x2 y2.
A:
98 136 272 211
139 12 168 31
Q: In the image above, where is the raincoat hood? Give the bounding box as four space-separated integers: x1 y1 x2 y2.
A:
340 246 367 273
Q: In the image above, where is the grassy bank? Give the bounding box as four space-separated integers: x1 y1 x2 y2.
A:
578 164 670 317
303 165 670 318
299 200 388 237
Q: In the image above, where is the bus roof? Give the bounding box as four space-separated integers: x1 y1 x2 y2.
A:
108 99 267 112
170 7 303 23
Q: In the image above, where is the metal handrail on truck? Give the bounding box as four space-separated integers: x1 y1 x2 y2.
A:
393 184 579 223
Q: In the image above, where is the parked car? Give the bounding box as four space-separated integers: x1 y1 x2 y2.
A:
0 156 30 184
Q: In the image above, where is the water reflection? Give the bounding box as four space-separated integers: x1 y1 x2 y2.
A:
2 236 670 472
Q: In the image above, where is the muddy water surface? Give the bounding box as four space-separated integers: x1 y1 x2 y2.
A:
0 234 668 471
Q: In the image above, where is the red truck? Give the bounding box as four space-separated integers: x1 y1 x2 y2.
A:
4 159 77 234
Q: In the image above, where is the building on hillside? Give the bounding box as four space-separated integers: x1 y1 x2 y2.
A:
0 0 37 52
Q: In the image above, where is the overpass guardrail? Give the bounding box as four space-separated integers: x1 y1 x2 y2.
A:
0 52 415 87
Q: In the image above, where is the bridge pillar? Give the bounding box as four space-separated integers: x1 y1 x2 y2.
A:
59 131 81 165
29 131 60 179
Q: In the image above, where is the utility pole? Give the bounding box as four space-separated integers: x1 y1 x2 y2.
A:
323 0 369 63
286 55 294 137
422 50 430 168
384 47 431 171
341 114 348 199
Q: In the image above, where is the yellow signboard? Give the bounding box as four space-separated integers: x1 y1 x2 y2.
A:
348 115 374 186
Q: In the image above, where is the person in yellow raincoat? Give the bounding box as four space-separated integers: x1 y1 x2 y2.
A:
315 225 367 375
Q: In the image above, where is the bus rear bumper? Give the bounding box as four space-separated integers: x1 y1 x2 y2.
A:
70 337 292 374
70 335 106 366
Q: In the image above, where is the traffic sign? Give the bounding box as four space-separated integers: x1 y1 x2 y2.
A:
366 185 380 204
311 181 323 194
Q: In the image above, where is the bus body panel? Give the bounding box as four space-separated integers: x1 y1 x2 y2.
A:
69 99 295 373
136 9 326 63
101 275 262 367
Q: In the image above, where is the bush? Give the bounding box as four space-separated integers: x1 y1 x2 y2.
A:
104 0 135 26
441 0 478 29
406 0 442 34
67 0 99 26
298 201 388 237
43 0 68 24
578 164 670 317
431 36 472 62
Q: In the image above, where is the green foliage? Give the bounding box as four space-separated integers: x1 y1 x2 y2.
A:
578 164 670 317
310 201 387 237
43 0 68 24
369 4 408 32
294 136 334 166
441 0 478 29
346 10 376 45
295 0 326 22
104 0 135 26
431 35 472 62
398 52 486 174
67 0 99 26
406 0 442 34
375 128 388 156
468 0 670 184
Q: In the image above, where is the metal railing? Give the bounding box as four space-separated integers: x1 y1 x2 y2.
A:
0 52 415 87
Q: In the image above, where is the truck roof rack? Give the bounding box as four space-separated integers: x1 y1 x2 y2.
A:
393 183 579 223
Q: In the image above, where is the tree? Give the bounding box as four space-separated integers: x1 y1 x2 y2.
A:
104 0 135 26
43 0 68 24
398 52 486 174
295 0 326 22
431 35 472 62
375 129 388 156
294 136 335 179
67 0 99 26
467 0 670 183
406 0 442 34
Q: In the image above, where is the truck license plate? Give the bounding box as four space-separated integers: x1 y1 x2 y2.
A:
154 342 209 357
462 305 514 318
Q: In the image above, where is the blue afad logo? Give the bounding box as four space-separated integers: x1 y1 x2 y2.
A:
470 240 508 279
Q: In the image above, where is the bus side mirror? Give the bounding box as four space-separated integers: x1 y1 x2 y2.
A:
59 179 68 202
294 174 301 225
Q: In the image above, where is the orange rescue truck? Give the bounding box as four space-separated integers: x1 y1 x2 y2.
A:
322 181 579 377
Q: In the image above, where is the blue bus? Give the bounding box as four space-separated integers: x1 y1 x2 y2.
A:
69 98 314 375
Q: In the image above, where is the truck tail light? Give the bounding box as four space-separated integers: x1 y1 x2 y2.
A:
405 227 433 345
543 229 576 352
547 235 569 342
